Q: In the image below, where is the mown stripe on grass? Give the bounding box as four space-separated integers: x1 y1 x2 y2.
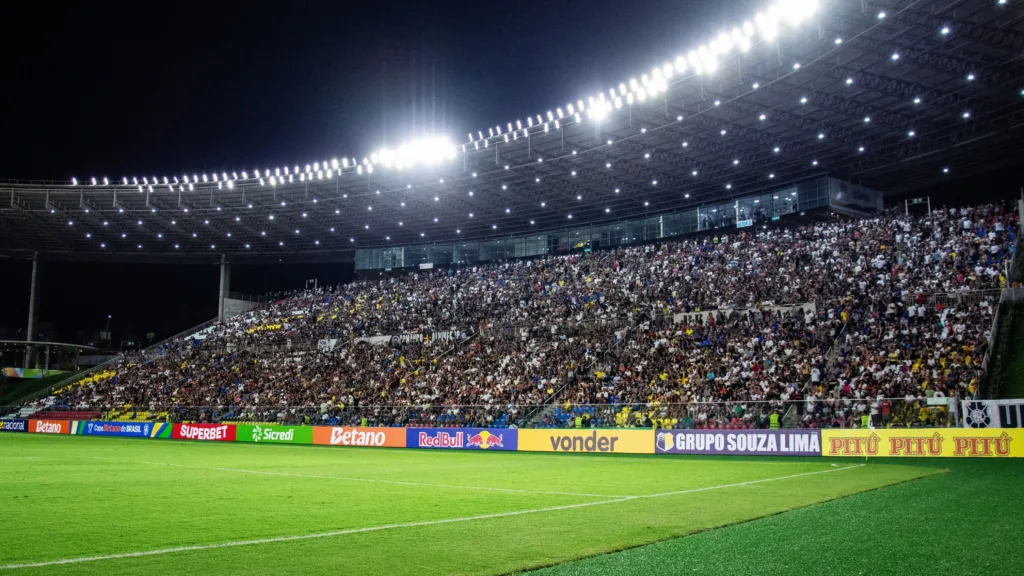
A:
0 464 865 570
88 456 621 498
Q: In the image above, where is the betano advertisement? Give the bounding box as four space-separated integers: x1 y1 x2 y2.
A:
312 426 406 448
28 419 69 434
406 428 517 450
655 429 821 456
822 428 1024 457
236 424 312 444
519 429 654 454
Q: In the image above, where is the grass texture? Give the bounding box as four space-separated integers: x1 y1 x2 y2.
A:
0 433 974 575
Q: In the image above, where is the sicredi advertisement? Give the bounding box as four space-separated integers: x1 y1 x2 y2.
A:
72 421 169 438
28 419 69 434
171 423 236 442
518 429 654 454
235 424 312 444
821 428 1024 457
0 419 28 433
312 426 406 448
655 430 821 456
406 428 518 450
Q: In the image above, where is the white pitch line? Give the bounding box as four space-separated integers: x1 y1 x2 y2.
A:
89 457 620 498
0 464 865 571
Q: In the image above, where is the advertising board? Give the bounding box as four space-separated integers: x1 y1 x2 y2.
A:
0 419 28 433
28 419 69 434
312 426 406 448
654 429 821 456
821 428 1024 457
72 421 170 438
518 429 654 454
235 424 312 444
406 428 517 450
171 423 236 442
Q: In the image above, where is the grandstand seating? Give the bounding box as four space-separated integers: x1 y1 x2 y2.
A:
24 203 1018 428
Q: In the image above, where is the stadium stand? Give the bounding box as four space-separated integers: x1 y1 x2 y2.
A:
21 202 1017 429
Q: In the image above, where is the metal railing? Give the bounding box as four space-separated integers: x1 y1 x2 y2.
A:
4 398 958 430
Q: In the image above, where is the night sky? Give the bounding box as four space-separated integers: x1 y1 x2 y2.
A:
0 1 1018 347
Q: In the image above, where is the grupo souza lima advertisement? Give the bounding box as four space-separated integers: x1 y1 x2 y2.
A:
0 419 28 432
236 424 312 444
171 423 236 442
822 428 1024 457
74 421 164 438
655 430 821 456
406 428 517 450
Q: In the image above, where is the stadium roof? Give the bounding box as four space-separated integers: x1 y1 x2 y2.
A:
2 0 1022 263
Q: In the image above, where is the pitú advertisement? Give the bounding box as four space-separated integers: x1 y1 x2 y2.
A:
29 419 69 434
822 428 1024 457
236 424 312 444
0 419 28 433
171 423 236 442
72 420 170 438
406 428 517 450
654 429 822 456
312 426 406 448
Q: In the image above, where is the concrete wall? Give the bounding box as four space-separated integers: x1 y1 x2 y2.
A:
223 298 260 319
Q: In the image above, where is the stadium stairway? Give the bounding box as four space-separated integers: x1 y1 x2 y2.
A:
526 402 561 428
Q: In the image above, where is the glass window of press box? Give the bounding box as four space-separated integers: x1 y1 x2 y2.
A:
356 176 845 271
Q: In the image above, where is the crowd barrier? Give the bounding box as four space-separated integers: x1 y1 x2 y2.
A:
2 419 1021 457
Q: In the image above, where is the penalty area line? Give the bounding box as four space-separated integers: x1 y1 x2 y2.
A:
0 464 865 570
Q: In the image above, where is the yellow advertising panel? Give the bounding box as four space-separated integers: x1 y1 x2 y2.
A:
822 428 1024 458
519 429 654 454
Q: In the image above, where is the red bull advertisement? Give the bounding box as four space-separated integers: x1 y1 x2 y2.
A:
406 428 517 451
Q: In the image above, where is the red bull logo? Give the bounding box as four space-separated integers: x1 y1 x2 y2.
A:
466 430 504 449
410 428 517 450
418 431 465 448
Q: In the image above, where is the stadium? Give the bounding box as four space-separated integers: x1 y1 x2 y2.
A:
2 0 1024 574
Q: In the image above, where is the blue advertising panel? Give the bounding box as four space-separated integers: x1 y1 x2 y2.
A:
406 428 518 451
0 419 28 433
71 420 167 438
654 429 821 456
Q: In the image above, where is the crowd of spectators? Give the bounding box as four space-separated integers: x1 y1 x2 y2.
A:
37 202 1018 429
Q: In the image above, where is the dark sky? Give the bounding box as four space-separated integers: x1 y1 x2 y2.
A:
0 0 758 180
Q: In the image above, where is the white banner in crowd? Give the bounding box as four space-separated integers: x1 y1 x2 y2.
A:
962 400 1024 428
672 303 816 325
324 330 469 349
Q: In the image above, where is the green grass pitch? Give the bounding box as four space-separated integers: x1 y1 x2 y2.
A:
0 434 1019 575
